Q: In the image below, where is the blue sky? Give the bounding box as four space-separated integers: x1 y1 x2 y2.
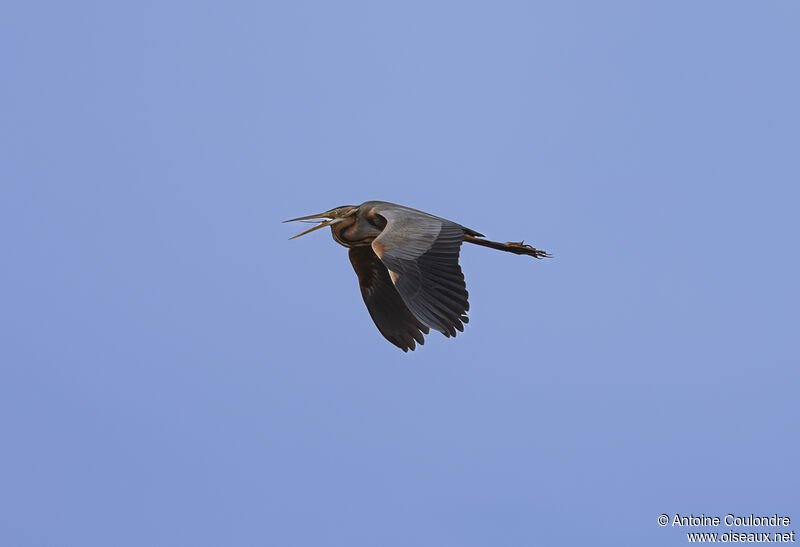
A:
2 1 798 545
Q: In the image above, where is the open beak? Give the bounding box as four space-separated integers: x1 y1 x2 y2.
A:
283 210 338 240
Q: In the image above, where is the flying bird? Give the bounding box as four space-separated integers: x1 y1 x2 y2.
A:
284 201 550 351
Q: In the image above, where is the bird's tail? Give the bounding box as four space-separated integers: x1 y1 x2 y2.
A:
463 233 551 259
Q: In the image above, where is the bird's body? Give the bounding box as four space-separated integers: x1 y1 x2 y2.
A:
285 201 549 351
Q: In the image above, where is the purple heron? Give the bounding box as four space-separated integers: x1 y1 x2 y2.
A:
285 201 550 351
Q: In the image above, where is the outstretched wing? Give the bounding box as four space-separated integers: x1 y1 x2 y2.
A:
348 246 429 352
364 201 471 337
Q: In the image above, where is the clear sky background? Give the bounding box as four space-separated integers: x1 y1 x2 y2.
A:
2 1 798 545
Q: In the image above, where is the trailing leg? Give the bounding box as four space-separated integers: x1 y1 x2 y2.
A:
463 233 551 259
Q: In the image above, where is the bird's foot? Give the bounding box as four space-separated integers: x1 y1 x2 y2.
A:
505 241 552 259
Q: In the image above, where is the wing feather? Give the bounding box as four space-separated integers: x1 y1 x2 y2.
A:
363 202 471 338
348 246 429 352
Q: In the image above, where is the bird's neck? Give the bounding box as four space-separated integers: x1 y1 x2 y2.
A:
331 217 382 248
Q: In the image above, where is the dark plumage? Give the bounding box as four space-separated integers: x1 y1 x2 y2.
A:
285 201 550 351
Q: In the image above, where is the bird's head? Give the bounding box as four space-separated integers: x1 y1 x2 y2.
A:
283 206 359 239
